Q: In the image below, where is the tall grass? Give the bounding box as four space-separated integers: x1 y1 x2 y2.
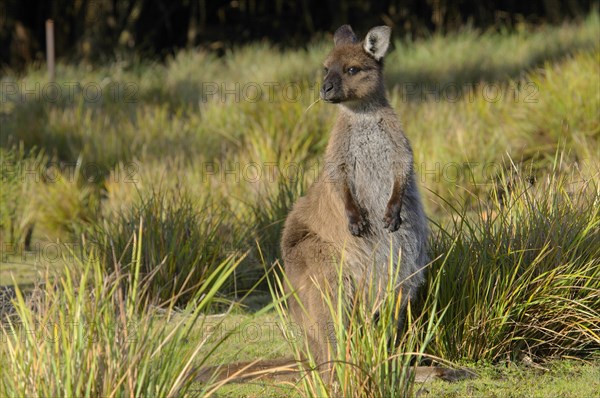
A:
389 12 600 91
0 225 244 397
0 146 100 244
423 166 600 362
89 188 243 305
0 146 45 246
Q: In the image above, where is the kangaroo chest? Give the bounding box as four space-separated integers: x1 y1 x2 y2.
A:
347 119 395 217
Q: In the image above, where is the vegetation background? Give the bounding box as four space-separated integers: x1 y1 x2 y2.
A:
0 1 599 397
1 0 598 68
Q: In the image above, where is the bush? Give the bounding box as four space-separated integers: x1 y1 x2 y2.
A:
0 228 243 397
89 189 240 306
424 170 600 361
0 146 44 247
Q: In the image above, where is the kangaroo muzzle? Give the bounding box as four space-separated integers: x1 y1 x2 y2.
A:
320 73 342 103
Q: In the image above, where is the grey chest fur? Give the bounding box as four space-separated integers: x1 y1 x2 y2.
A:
347 119 395 222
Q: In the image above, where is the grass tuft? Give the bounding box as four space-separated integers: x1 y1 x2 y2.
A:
1 227 244 397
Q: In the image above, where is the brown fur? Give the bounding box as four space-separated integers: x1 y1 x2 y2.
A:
195 358 474 384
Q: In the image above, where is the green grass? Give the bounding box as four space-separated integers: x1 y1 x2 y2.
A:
1 229 245 397
88 188 245 306
1 13 599 397
427 171 599 360
421 359 600 398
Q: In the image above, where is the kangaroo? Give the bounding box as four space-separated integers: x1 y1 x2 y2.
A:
281 23 428 371
196 25 474 386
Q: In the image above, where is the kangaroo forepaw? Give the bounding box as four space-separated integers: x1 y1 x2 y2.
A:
383 205 402 232
348 214 368 237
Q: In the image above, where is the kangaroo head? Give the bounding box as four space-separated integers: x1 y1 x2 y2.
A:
320 25 391 106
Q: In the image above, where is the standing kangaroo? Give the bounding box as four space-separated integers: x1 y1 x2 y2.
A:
197 25 474 385
281 24 428 367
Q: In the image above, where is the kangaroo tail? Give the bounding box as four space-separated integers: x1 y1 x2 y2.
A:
414 366 477 383
195 359 476 385
195 357 306 383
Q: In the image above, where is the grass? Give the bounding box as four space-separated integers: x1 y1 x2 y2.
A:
89 188 244 306
421 359 600 398
0 227 246 397
1 12 599 397
425 169 600 362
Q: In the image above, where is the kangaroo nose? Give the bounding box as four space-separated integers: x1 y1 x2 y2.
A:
320 77 339 101
321 82 333 94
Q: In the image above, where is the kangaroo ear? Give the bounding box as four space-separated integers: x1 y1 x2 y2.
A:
363 26 391 61
334 25 358 46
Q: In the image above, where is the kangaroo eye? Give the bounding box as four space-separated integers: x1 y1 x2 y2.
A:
323 67 329 74
347 67 360 75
